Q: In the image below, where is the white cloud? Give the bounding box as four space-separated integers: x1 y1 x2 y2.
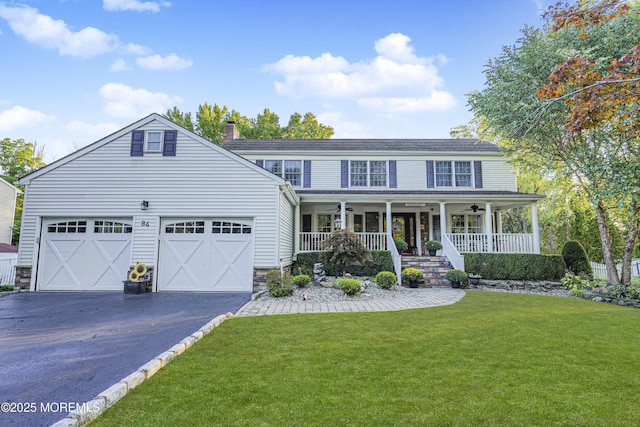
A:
316 111 371 138
110 58 131 71
66 120 121 136
0 4 118 57
136 53 193 70
0 106 54 132
264 33 456 112
103 0 171 13
121 42 152 56
99 83 182 118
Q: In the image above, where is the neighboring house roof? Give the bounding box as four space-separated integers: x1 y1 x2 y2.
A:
223 139 501 153
17 113 290 188
0 177 21 194
0 243 18 253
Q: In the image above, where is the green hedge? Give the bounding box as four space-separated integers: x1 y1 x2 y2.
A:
463 253 566 281
294 250 393 277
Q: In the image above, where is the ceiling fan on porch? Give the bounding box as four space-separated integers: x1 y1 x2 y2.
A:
336 203 353 212
468 203 486 213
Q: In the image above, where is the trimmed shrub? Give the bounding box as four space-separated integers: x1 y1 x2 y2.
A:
292 274 312 288
295 251 394 277
266 269 292 298
375 271 397 289
562 240 593 280
464 253 566 281
337 278 361 295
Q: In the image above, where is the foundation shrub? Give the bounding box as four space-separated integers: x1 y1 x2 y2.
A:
266 269 293 298
337 278 361 295
464 253 566 281
375 271 397 289
295 251 393 277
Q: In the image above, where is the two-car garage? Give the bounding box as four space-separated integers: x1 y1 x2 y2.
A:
37 217 254 292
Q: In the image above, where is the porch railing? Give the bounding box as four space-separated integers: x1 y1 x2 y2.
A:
442 234 464 271
446 233 535 254
299 232 387 252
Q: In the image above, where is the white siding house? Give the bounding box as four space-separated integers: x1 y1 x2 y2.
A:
0 177 20 245
223 129 545 273
15 115 544 292
17 114 298 292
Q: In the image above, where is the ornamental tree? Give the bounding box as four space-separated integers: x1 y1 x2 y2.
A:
320 229 372 276
468 0 640 285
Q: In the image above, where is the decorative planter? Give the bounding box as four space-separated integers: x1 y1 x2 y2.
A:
123 280 146 294
469 276 481 286
428 250 437 256
451 282 460 289
409 280 418 288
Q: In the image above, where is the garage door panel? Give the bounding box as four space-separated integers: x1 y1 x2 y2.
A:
158 219 253 292
39 219 132 291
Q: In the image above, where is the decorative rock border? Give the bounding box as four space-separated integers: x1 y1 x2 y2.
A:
477 279 567 293
50 312 235 427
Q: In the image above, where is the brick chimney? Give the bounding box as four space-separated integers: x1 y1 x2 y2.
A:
222 121 239 143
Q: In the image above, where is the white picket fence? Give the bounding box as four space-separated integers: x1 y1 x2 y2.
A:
590 261 640 281
0 253 18 286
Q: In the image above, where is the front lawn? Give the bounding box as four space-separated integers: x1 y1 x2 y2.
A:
93 292 640 426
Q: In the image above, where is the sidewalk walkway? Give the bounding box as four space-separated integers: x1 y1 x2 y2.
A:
235 288 466 316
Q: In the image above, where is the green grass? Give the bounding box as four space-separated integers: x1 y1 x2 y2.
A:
92 292 640 426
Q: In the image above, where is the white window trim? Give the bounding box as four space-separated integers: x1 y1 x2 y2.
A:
350 160 388 188
435 161 475 188
145 131 163 152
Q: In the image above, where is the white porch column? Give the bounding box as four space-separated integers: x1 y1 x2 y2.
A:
531 202 540 253
294 204 300 254
485 202 494 252
340 201 346 230
496 210 503 234
415 211 422 255
385 202 392 241
439 202 447 239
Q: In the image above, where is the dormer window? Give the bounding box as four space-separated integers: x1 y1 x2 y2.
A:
146 131 163 152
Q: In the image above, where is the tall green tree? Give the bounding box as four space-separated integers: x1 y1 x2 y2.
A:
1 138 46 244
468 1 640 285
164 104 334 142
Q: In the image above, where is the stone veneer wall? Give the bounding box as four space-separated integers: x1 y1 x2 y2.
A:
253 264 293 292
14 265 32 290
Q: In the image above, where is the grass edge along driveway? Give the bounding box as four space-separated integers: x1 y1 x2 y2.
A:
93 292 640 427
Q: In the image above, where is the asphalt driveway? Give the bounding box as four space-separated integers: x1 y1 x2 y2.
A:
0 291 251 427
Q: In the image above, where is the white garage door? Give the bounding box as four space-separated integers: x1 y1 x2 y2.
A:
158 219 254 292
38 219 133 291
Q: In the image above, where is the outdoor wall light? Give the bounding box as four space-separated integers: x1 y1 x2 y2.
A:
141 200 149 211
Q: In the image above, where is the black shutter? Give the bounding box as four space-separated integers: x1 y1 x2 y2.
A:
389 160 397 188
474 161 483 188
303 160 311 188
426 161 435 188
341 160 349 188
163 130 177 156
256 160 264 167
131 130 144 156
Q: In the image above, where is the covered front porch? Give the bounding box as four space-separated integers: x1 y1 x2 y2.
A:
293 194 544 269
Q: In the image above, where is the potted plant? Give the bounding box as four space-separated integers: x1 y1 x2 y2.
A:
445 269 469 288
424 240 442 256
468 274 481 287
394 239 409 253
401 267 423 288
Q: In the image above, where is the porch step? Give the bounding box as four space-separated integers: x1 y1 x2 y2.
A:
401 255 453 288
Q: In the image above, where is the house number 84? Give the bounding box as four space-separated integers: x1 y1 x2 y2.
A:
141 220 150 227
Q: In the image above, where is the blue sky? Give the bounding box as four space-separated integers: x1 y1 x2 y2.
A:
0 0 553 161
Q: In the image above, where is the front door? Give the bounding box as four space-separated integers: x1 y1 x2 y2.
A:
385 213 415 254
